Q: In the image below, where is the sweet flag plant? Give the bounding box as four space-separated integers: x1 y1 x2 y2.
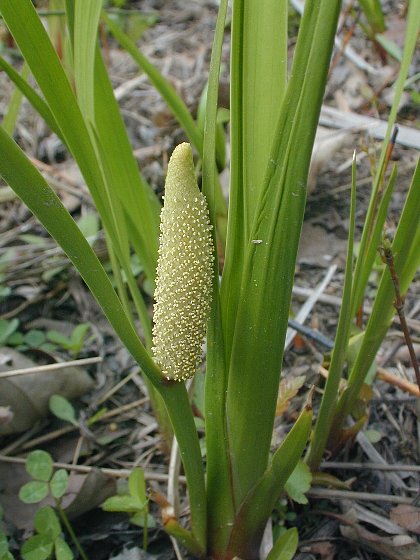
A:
0 0 419 558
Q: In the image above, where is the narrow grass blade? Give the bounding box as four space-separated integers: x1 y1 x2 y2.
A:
350 161 396 317
92 47 160 285
74 0 102 120
64 0 75 41
2 61 30 135
91 128 152 345
351 0 420 316
158 384 207 553
196 84 226 171
359 0 386 34
0 55 63 139
332 157 420 440
306 153 357 470
0 0 119 245
101 10 202 152
200 0 235 555
160 519 203 557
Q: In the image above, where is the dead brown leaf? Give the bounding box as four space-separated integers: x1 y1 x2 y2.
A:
63 470 117 519
276 375 306 417
298 224 347 268
341 522 420 560
390 505 420 535
307 541 335 560
0 462 116 529
0 461 37 530
0 348 94 435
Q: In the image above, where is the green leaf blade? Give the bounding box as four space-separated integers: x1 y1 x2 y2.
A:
54 537 73 560
102 495 142 513
21 535 53 560
50 470 69 499
101 10 202 155
128 467 147 505
284 461 312 505
0 55 63 139
306 152 358 469
19 481 49 504
201 0 234 555
34 507 61 540
227 403 312 558
335 156 420 432
25 451 53 482
49 395 78 427
91 47 160 286
266 527 299 560
74 0 102 120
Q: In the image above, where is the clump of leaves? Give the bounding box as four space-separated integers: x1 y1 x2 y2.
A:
0 319 91 357
0 320 20 347
19 450 68 505
0 504 15 560
46 324 91 358
0 318 52 352
19 450 87 560
21 507 73 560
102 467 154 550
6 328 56 353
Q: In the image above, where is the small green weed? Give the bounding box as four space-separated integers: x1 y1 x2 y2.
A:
48 394 107 430
0 505 15 560
0 319 91 357
19 451 68 505
19 450 88 560
46 324 92 358
21 507 73 560
102 467 154 550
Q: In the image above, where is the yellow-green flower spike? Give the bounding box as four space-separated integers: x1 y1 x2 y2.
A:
152 143 214 382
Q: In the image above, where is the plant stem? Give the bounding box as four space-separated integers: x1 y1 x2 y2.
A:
143 508 148 551
159 383 206 553
379 239 420 389
54 499 89 560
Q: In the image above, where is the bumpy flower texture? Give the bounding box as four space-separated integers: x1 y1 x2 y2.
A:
152 143 214 381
